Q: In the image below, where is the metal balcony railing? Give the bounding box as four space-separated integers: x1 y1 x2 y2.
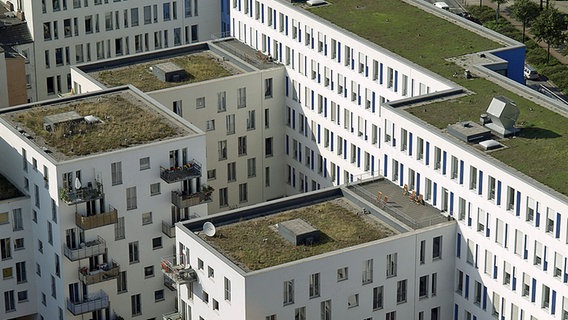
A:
160 159 202 183
161 255 197 284
64 236 106 261
75 206 118 230
161 220 176 238
170 186 213 208
79 260 120 285
163 311 183 320
66 290 109 315
60 182 103 205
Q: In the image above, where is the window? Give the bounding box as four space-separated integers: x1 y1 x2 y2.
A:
295 307 306 320
17 290 27 302
218 140 227 160
247 158 256 178
238 136 247 156
206 119 215 131
309 273 320 298
150 183 160 196
197 259 204 270
492 292 501 317
207 169 216 180
3 267 12 279
474 281 482 305
140 157 150 170
14 238 24 251
265 137 273 157
337 267 348 281
237 87 246 108
239 183 248 203
247 110 256 130
265 78 273 98
144 5 151 24
115 217 125 240
208 266 214 278
227 162 236 182
126 187 137 210
419 275 429 298
283 279 294 305
321 300 331 320
396 279 407 304
226 114 235 134
347 293 359 308
1 238 11 260
144 265 154 278
0 212 7 225
152 237 162 249
4 290 15 312
111 162 122 185
373 286 383 310
363 259 373 284
522 273 530 297
456 270 464 294
155 289 164 302
432 236 442 260
219 187 228 207
386 311 396 320
224 277 231 301
16 262 26 283
217 91 226 112
386 253 397 277
128 241 139 263
419 240 425 264
196 96 205 109
131 294 141 316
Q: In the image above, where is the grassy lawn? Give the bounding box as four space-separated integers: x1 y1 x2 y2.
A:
0 174 21 201
202 199 395 271
310 0 568 195
94 53 235 92
9 93 182 157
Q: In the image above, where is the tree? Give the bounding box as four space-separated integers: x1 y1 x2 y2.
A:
491 0 509 23
511 0 540 43
531 7 568 63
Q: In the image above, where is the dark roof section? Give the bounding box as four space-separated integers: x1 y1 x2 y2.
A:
0 5 32 46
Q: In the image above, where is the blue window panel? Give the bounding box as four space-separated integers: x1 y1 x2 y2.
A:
531 278 536 302
399 163 404 186
357 147 361 168
324 35 327 55
482 286 487 310
512 273 516 290
552 290 556 314
371 155 375 175
378 129 381 149
504 224 508 248
433 182 437 206
449 192 454 215
475 244 479 268
442 151 447 175
564 257 567 283
394 70 398 92
464 275 469 299
556 213 561 238
379 63 383 84
392 125 396 146
350 173 354 183
425 142 430 165
292 167 295 187
456 233 461 257
454 304 459 320
365 65 369 77
298 25 301 42
459 160 464 184
285 135 289 155
267 36 271 53
358 85 361 105
478 170 483 195
344 77 347 98
337 165 340 185
543 246 547 271
285 76 289 96
496 181 501 205
311 151 314 170
535 209 540 228
249 0 252 16
323 159 327 178
273 10 276 29
372 92 376 113
298 142 302 162
523 235 528 259
337 42 341 63
330 132 334 151
317 124 321 144
493 255 497 279
343 140 347 160
473 317 477 320
467 206 472 226
516 191 521 216
351 55 354 70
279 43 282 61
285 16 288 35
384 155 388 177
292 109 295 129
305 56 308 79
416 173 421 195
311 91 314 110
238 0 241 11
485 214 490 237
324 98 327 117
408 132 413 156
311 31 314 49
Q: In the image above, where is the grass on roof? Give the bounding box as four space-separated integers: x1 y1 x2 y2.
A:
12 94 181 157
202 200 395 271
95 53 235 92
0 174 21 201
310 0 568 195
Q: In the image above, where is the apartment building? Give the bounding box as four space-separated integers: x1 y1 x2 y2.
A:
0 86 208 319
0 0 222 103
71 40 288 214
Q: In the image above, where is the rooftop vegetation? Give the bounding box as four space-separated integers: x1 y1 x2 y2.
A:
310 0 568 195
202 199 395 271
9 93 183 157
0 174 21 201
95 53 236 92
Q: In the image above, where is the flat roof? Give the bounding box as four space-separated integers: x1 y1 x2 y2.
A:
307 0 568 195
186 178 447 272
0 88 197 160
0 173 22 201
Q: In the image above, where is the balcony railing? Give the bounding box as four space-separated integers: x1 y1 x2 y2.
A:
162 220 176 238
164 274 176 291
75 206 118 230
171 186 213 208
64 236 106 261
79 260 120 285
66 290 109 315
60 182 103 205
160 159 202 183
161 255 197 284
163 311 183 320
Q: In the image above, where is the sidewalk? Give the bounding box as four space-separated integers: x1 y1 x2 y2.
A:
462 0 568 65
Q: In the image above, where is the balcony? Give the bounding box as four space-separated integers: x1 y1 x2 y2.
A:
163 274 176 291
163 311 183 320
64 236 106 261
79 260 120 285
67 290 109 315
162 220 177 238
160 160 202 183
75 206 118 230
161 255 197 284
171 186 213 208
60 182 103 205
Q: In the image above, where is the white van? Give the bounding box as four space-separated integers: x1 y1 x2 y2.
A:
524 65 539 80
434 2 450 10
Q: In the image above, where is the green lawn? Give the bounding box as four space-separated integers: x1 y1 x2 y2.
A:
310 0 568 195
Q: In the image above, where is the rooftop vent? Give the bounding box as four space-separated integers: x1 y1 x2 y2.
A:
43 111 84 132
447 121 491 142
479 139 504 151
306 0 327 6
482 96 520 137
277 219 320 246
152 62 188 83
